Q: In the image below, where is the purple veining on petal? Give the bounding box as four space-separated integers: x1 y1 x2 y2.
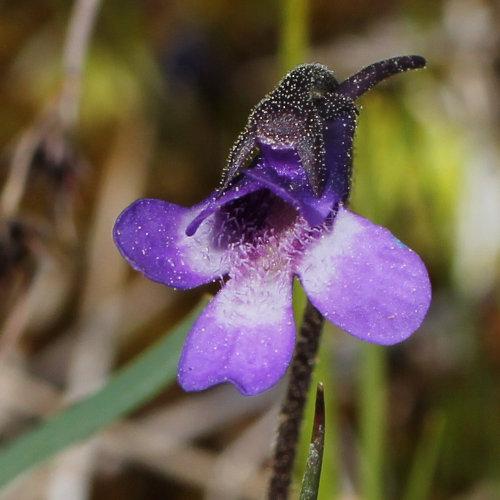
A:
178 270 296 396
185 176 263 237
113 198 229 289
297 206 431 345
211 189 290 250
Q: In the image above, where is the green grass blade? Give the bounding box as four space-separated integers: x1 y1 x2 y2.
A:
0 299 206 489
295 329 340 500
279 0 309 73
359 343 387 500
299 383 326 500
403 413 446 500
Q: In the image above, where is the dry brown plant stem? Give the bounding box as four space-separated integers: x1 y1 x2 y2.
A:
0 0 102 217
59 0 103 128
45 121 153 500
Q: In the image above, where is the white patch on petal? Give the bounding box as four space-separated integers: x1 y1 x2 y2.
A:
178 210 226 278
298 206 362 295
297 206 431 344
215 272 290 327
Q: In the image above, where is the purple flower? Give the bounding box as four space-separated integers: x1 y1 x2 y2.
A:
113 56 431 396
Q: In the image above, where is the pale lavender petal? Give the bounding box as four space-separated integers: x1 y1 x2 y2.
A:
178 272 295 395
113 198 228 289
297 206 431 344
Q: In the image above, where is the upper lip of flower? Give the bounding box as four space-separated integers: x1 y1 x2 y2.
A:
219 56 426 200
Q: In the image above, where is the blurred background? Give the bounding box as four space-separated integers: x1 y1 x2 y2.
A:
0 0 499 499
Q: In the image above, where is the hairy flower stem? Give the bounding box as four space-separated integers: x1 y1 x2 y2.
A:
267 299 324 500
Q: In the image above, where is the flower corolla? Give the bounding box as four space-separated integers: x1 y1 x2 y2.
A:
114 56 431 395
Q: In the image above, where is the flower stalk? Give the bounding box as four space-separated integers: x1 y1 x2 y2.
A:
267 299 324 500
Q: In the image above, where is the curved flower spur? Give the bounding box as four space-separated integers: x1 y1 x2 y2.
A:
113 56 431 396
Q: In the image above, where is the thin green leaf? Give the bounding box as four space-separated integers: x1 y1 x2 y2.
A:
0 299 206 489
279 0 309 73
299 382 325 500
403 413 446 500
359 344 387 500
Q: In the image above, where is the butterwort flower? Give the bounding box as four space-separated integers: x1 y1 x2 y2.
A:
114 56 431 396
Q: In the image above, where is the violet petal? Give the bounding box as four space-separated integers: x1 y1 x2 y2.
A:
178 272 295 395
297 206 431 345
113 198 228 289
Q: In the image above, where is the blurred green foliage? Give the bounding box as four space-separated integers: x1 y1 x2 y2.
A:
352 90 463 280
